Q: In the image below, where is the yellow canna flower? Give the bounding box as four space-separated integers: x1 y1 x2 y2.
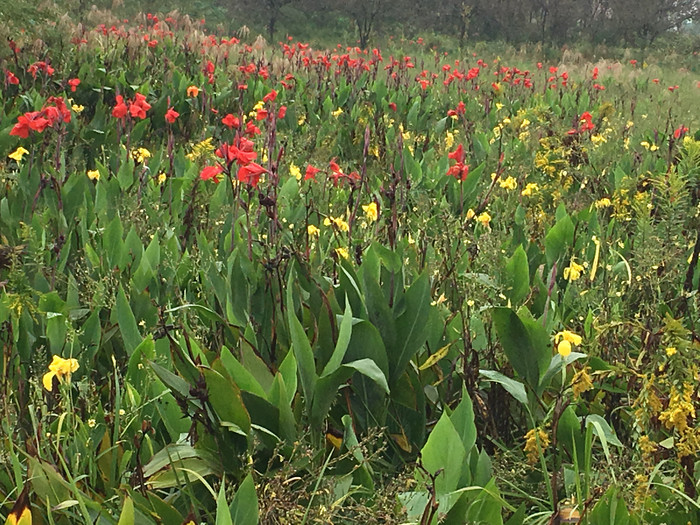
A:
132 147 151 164
324 216 349 232
289 162 301 180
563 258 584 281
362 202 378 222
332 107 343 117
498 176 518 191
42 355 79 391
157 172 167 184
8 147 29 162
476 211 491 227
557 340 572 357
87 169 100 181
335 247 349 259
307 224 320 236
72 104 84 114
186 85 200 97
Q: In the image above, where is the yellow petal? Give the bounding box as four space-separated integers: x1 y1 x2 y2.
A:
43 370 56 391
558 340 572 358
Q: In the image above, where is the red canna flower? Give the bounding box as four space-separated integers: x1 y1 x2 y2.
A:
222 113 240 129
263 89 277 102
10 111 50 138
112 95 128 119
277 106 287 119
446 144 469 181
200 165 223 182
305 164 320 181
673 125 689 139
255 109 268 121
5 70 19 85
447 101 465 117
129 93 151 119
237 162 266 187
165 107 179 123
388 102 397 111
245 120 261 136
68 78 80 92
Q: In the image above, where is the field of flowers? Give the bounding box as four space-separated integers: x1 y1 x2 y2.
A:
1 10 699 525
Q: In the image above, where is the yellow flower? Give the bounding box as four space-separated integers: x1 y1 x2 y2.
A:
563 258 584 281
495 102 504 111
289 162 301 180
476 212 491 227
465 208 475 220
5 504 31 525
8 147 29 162
132 147 151 163
595 198 612 208
666 346 677 357
445 131 455 149
557 340 572 357
659 384 695 434
87 169 100 181
335 247 349 259
42 355 79 391
332 107 343 117
554 330 582 357
324 216 349 232
157 172 167 184
307 224 320 236
571 367 593 399
253 100 265 111
297 114 306 126
499 176 517 191
590 134 606 146
556 330 583 346
521 182 539 196
362 202 378 222
523 427 549 464
72 104 84 114
520 118 531 129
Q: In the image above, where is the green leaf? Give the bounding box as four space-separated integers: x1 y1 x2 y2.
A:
286 269 317 410
419 411 466 496
229 474 258 525
491 307 548 390
201 365 251 435
504 245 530 305
392 272 431 385
116 286 141 355
479 369 528 405
216 482 233 525
320 300 353 377
544 214 574 265
450 391 477 453
117 496 134 525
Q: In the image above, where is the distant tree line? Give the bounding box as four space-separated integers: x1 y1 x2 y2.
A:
229 0 699 47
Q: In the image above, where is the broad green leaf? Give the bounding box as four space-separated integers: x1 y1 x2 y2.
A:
392 272 431 385
491 307 547 390
419 411 466 496
321 300 353 377
117 496 134 525
116 286 141 355
544 214 574 265
504 245 530 305
216 482 233 525
479 369 528 405
229 474 258 525
286 269 317 409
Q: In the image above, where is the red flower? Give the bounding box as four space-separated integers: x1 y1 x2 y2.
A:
305 164 320 181
112 95 128 119
245 120 261 136
446 144 469 181
10 111 50 138
277 106 287 119
448 144 465 164
447 101 465 117
165 107 179 123
222 113 240 129
68 78 81 92
388 102 397 111
237 162 266 187
5 70 19 85
129 93 151 119
673 126 689 139
255 109 268 121
263 89 277 102
200 165 223 182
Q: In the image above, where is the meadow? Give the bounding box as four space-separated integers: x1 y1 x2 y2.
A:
1 10 699 525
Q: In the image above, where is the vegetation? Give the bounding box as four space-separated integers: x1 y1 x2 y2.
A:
0 5 699 525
